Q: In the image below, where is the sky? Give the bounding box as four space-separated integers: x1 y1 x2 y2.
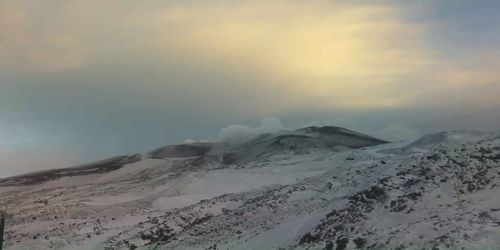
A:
1 0 500 177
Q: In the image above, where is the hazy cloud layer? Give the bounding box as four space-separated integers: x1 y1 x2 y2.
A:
219 117 285 146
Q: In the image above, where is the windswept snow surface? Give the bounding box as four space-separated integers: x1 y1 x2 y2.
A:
1 130 500 249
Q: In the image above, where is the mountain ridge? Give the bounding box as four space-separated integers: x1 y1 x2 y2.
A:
0 126 387 185
1 129 499 250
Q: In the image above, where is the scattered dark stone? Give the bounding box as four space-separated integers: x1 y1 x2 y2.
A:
335 238 349 250
353 237 367 249
390 199 408 212
396 169 411 176
378 177 392 186
326 209 338 218
395 244 406 250
323 241 334 250
300 232 321 245
427 154 440 161
208 244 217 250
403 178 420 187
404 192 423 201
406 207 415 214
417 167 432 177
479 211 491 219
349 186 387 204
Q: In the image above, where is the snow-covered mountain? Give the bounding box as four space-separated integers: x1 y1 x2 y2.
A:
1 127 500 250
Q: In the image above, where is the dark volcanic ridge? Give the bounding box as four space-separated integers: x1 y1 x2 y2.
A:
0 154 141 187
0 126 388 186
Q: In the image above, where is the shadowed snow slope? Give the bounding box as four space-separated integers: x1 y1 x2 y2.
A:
1 129 500 250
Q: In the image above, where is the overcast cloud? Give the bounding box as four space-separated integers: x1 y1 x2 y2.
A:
1 0 500 177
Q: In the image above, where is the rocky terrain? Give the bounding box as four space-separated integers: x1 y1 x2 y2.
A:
1 127 500 250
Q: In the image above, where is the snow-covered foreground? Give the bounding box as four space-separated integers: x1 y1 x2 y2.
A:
1 128 500 250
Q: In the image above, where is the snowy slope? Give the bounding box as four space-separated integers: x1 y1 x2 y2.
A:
1 128 500 250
